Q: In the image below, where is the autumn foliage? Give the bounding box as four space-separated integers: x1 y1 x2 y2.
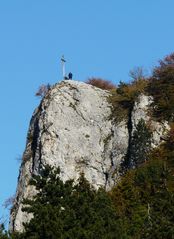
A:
86 78 116 90
147 53 174 121
109 78 148 122
35 84 51 98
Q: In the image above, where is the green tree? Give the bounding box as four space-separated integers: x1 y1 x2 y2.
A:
129 119 152 168
18 165 120 239
110 125 174 239
0 224 9 239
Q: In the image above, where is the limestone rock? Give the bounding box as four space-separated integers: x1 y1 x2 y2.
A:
132 94 169 147
10 80 169 232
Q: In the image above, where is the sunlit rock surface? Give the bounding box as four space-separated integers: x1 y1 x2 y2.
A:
10 80 169 231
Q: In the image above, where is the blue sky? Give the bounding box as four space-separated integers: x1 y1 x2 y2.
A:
1 0 174 226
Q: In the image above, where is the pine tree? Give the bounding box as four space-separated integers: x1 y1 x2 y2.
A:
129 119 152 168
18 165 120 239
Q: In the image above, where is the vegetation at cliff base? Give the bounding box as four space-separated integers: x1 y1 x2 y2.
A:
15 166 120 239
110 121 174 238
5 128 174 239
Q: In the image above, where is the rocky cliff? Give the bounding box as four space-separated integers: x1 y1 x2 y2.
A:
10 80 169 232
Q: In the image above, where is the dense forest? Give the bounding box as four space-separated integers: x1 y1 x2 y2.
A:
1 53 174 239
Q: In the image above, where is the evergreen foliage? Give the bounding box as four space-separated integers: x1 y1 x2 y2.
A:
16 166 120 239
110 127 174 239
129 119 152 168
8 133 173 239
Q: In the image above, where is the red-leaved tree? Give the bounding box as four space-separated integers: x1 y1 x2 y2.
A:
86 78 116 90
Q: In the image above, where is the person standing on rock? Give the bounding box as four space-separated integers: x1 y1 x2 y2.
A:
68 72 73 80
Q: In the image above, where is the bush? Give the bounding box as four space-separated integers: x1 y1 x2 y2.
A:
35 84 51 98
109 79 148 122
147 53 174 122
86 78 116 90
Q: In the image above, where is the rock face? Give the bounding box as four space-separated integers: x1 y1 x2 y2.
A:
10 80 169 232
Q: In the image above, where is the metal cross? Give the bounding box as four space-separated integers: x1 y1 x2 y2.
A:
61 55 66 79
